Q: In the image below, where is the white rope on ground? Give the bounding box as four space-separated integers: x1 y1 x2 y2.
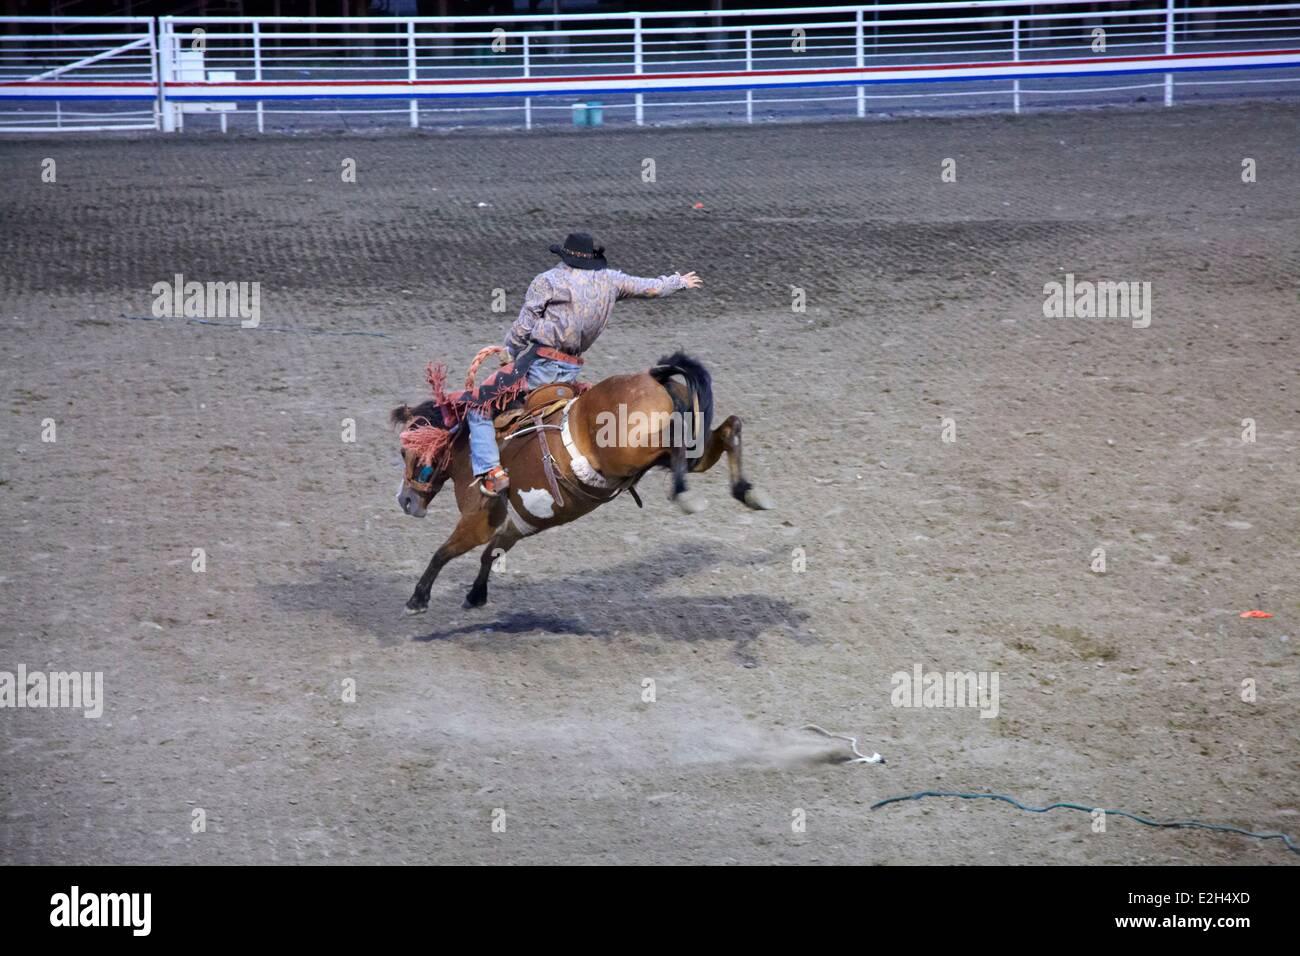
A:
801 724 885 764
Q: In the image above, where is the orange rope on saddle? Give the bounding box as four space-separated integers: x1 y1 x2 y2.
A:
465 345 510 390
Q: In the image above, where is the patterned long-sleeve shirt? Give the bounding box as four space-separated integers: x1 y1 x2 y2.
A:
505 264 688 358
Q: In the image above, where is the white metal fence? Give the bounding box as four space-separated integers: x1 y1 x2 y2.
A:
0 16 156 132
2 3 1299 134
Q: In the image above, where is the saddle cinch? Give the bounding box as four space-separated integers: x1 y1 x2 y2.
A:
491 382 577 439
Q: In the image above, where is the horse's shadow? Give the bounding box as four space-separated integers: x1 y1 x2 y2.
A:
267 542 810 665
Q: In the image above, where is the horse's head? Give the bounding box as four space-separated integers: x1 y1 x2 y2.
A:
391 402 457 518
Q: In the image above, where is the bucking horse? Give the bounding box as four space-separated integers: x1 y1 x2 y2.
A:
391 348 773 612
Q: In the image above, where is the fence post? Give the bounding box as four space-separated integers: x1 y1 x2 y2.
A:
407 21 418 128
159 18 175 132
745 26 753 124
1012 18 1021 115
634 16 644 127
253 21 264 133
148 16 160 131
523 33 532 131
1164 0 1174 106
855 9 864 118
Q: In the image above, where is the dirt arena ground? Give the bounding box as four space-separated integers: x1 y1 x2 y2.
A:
1 102 1297 865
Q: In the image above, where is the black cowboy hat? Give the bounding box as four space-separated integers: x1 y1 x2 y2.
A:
549 232 607 270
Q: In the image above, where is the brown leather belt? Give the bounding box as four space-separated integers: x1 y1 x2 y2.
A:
535 346 583 365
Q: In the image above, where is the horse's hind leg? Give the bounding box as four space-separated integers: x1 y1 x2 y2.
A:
667 443 707 514
405 507 498 614
690 415 773 510
463 525 521 609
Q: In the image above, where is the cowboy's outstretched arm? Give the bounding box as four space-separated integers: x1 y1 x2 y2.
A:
505 275 551 357
612 270 703 299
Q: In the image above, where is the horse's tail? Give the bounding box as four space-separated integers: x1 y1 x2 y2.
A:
651 350 714 447
650 351 714 505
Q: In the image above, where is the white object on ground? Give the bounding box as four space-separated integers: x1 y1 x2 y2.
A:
801 724 884 764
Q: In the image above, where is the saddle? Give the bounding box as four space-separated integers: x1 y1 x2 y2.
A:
492 382 578 439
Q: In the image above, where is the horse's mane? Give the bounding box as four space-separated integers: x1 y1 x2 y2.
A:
391 362 464 470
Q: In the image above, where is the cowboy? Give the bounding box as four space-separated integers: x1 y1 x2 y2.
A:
468 232 703 496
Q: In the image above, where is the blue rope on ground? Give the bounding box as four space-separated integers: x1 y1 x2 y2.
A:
871 790 1300 856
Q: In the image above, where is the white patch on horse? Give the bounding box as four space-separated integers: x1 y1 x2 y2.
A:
519 487 555 519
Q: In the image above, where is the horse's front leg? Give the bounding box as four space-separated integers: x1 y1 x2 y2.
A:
405 507 498 614
463 524 522 609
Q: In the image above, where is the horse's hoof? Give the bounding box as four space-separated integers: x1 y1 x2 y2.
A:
676 494 709 515
743 487 775 510
462 592 487 609
404 600 428 616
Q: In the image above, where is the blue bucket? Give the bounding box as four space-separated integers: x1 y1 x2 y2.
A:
571 101 604 127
